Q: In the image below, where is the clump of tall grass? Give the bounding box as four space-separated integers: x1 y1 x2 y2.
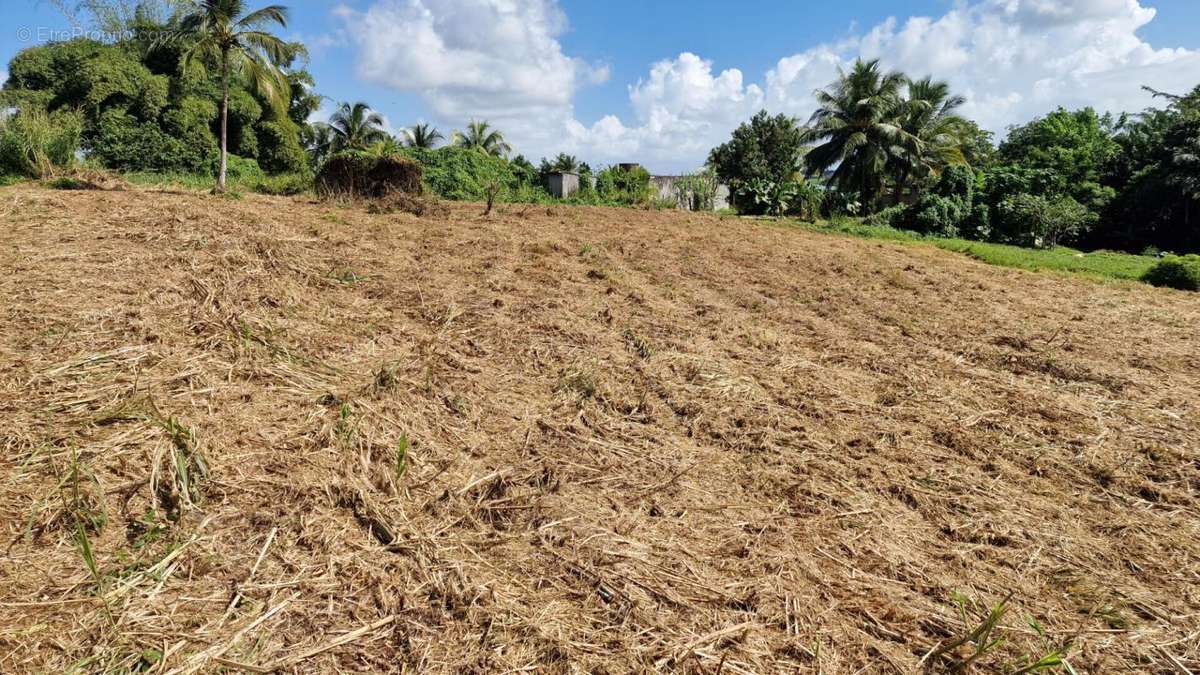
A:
0 107 83 178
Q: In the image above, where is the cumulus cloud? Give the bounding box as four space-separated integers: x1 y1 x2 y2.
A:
335 0 1200 172
335 0 607 119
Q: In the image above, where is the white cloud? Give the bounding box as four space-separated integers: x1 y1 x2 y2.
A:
336 0 606 120
336 0 1200 173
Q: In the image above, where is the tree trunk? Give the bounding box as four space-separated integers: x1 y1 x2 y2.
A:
218 48 229 193
893 168 908 206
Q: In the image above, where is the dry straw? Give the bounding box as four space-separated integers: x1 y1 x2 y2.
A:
0 184 1197 672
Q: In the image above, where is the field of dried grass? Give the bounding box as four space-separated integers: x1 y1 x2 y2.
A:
1 184 1197 673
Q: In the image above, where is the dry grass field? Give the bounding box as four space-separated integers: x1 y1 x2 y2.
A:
1 184 1197 673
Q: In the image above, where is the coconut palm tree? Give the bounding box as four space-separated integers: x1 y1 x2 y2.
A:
163 1 292 192
548 153 582 173
303 121 336 167
804 59 913 211
329 101 388 151
367 136 404 158
891 76 969 203
403 123 444 149
452 120 511 157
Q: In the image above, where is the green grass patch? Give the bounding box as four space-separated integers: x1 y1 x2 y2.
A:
122 171 312 196
784 218 1158 283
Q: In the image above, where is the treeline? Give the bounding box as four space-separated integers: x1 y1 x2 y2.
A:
710 59 1200 255
0 15 313 179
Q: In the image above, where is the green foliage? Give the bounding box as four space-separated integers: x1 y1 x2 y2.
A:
999 107 1120 211
92 108 212 172
594 165 652 206
252 172 311 195
1142 255 1200 291
452 120 511 157
3 5 310 181
401 146 516 201
709 110 806 214
220 155 264 182
793 218 1158 282
255 119 307 173
674 167 720 211
804 59 926 211
1097 86 1200 253
993 193 1097 249
0 107 84 178
739 177 822 218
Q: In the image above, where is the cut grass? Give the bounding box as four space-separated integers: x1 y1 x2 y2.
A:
785 218 1158 283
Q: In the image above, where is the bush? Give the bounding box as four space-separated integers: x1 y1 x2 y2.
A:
221 155 265 182
993 193 1096 248
595 165 652 206
401 146 516 201
315 151 423 200
911 194 966 237
1142 255 1200 291
253 172 311 196
864 205 906 227
0 107 83 178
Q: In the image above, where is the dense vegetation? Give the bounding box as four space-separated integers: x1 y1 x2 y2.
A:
1 7 312 182
707 60 1199 258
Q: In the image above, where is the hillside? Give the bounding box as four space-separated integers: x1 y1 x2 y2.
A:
1 185 1197 673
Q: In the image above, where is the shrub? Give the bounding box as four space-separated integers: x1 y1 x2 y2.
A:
708 110 806 213
993 193 1096 248
911 194 967 237
221 155 265 182
315 151 423 201
401 146 516 201
864 205 907 228
595 164 652 206
0 107 83 178
1142 255 1200 291
90 108 211 173
253 172 311 196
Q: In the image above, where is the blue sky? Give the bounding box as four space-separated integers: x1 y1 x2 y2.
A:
4 0 1200 172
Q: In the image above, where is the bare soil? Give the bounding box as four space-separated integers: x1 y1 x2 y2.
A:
1 185 1197 673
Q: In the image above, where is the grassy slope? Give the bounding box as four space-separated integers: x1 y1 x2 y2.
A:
784 218 1158 282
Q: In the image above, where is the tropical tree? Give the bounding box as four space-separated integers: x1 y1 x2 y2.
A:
453 120 511 157
547 152 582 172
403 122 444 149
367 135 404 158
329 101 388 152
708 110 807 214
891 76 969 203
302 121 335 167
805 59 912 211
163 0 293 192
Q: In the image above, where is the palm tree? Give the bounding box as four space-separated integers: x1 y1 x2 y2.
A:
453 120 511 157
804 59 913 211
303 121 336 167
891 76 969 203
367 136 404 158
164 1 292 193
403 122 443 149
549 152 582 173
329 101 388 151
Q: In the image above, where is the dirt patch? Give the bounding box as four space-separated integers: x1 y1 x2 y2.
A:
0 184 1198 673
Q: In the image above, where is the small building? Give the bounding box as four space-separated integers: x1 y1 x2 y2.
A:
546 172 580 198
